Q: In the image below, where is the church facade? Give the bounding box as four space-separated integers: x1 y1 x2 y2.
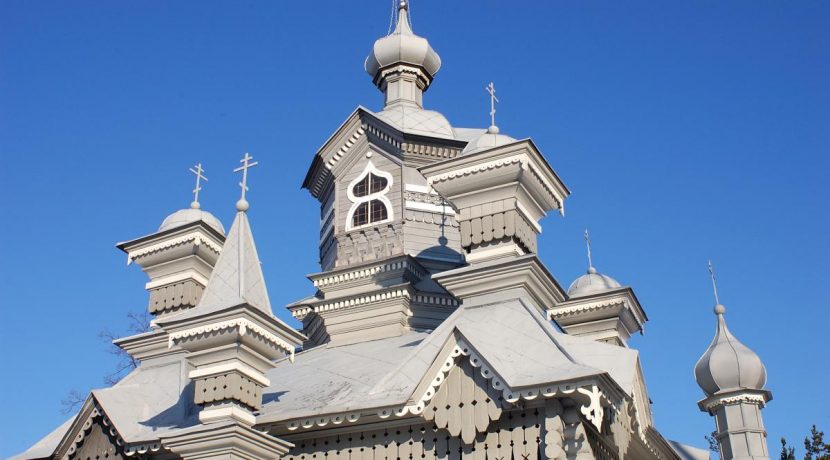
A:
13 4 773 460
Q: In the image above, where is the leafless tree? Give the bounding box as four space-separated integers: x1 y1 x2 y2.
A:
60 310 152 414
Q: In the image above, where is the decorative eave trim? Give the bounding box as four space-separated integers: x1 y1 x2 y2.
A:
168 318 296 361
549 297 628 318
57 397 165 460
291 287 452 320
698 389 772 414
425 153 565 214
126 231 222 265
281 337 614 433
308 257 427 289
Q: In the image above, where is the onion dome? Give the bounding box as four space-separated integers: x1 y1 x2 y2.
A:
365 1 441 85
159 207 225 236
567 266 622 297
694 304 767 396
462 125 518 155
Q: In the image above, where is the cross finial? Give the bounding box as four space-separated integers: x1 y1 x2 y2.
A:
233 153 258 212
486 82 500 133
189 163 208 209
708 260 721 307
584 229 594 271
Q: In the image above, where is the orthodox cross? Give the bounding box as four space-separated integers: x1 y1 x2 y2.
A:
584 229 594 268
234 153 258 203
486 82 499 128
189 163 207 209
708 260 721 305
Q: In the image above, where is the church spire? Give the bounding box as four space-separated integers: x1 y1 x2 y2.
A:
694 262 772 460
196 153 271 316
365 0 442 109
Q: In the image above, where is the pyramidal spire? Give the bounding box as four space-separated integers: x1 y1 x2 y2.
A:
197 210 272 314
195 153 271 315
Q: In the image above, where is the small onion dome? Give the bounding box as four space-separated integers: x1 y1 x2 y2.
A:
694 304 767 396
159 208 225 236
462 125 518 155
567 266 622 297
365 1 441 82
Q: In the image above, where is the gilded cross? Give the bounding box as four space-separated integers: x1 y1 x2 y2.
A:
486 81 499 128
189 163 207 209
234 153 258 202
708 260 721 305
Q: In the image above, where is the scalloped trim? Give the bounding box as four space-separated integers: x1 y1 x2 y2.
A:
703 392 767 411
127 231 222 265
311 259 427 289
168 318 295 360
284 337 608 432
549 298 628 318
425 154 564 212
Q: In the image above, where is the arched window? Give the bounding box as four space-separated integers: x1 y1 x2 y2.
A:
346 161 393 230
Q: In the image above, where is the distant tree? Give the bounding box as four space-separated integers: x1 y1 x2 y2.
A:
98 310 152 385
706 431 719 455
804 425 830 460
781 437 796 460
60 310 151 414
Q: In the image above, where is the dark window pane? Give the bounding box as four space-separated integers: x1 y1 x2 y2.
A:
370 200 388 222
369 174 387 193
353 175 370 197
352 202 369 227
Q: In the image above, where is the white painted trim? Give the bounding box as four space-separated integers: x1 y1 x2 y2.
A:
426 154 564 210
198 406 257 425
465 244 525 263
168 318 295 359
127 231 222 264
404 184 436 194
703 393 768 411
549 298 628 318
404 200 456 215
189 362 271 387
515 200 543 233
144 271 210 290
344 160 395 231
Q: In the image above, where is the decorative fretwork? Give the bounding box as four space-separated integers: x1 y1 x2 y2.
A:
422 355 507 443
459 208 537 254
194 372 262 410
335 222 404 268
148 279 204 315
71 421 124 460
284 408 554 460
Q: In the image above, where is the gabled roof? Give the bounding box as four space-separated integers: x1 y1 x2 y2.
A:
302 106 470 199
11 356 196 460
257 297 638 427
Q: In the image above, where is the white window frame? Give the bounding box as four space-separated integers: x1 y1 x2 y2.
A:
345 160 394 231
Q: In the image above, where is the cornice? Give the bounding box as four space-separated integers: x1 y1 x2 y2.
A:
698 389 773 413
309 256 427 289
549 297 628 318
168 318 296 360
125 230 222 265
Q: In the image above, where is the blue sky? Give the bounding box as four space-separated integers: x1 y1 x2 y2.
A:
1 0 828 457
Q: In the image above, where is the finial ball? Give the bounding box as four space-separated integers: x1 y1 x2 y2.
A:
236 199 249 212
190 201 200 210
587 266 597 274
487 125 500 134
714 304 726 315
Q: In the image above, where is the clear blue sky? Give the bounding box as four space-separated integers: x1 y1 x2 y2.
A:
1 1 827 457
